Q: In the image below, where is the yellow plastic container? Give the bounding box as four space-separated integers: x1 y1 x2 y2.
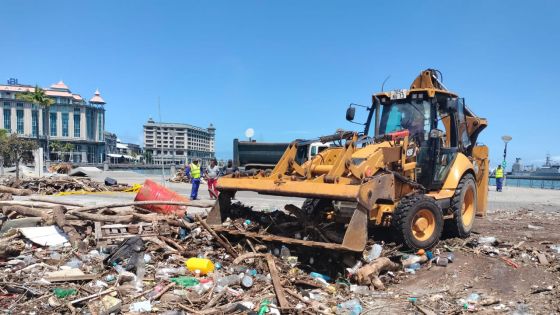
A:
185 258 215 275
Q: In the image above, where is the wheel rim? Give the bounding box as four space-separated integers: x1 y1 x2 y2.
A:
412 209 436 242
462 186 475 227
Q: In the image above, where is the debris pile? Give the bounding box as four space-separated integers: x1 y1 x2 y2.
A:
0 194 558 313
168 166 189 183
0 176 133 195
47 163 73 174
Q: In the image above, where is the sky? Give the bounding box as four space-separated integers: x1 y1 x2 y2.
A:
2 0 559 168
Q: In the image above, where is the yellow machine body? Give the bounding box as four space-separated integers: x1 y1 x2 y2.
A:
208 69 488 252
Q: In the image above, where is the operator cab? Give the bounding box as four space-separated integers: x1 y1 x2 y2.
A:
375 91 473 189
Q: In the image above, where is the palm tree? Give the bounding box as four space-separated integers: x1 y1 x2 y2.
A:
17 86 54 160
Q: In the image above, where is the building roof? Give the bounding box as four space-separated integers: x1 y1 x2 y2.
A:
144 120 214 132
1 80 103 105
0 85 34 93
45 90 73 97
89 89 105 104
50 80 69 90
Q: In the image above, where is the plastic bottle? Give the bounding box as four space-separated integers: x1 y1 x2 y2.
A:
408 262 421 270
155 267 186 279
346 261 363 275
446 253 455 263
257 299 271 315
365 244 382 262
185 258 215 275
435 257 449 267
148 283 165 299
241 275 253 288
350 285 373 295
170 276 200 288
402 254 427 267
53 288 78 298
280 246 291 260
310 272 331 282
135 258 145 291
215 274 242 291
478 236 496 245
338 299 363 315
466 293 480 304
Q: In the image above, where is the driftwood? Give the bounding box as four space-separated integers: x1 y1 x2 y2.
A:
2 206 53 224
196 214 238 258
52 206 83 249
266 254 289 309
68 200 214 215
0 185 32 196
0 201 56 209
0 232 25 258
232 252 267 265
71 211 133 223
355 257 400 289
29 197 84 207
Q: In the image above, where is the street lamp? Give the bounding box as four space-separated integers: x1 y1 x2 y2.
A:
501 135 512 188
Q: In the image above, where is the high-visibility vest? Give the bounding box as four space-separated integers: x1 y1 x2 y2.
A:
495 168 504 178
190 163 201 179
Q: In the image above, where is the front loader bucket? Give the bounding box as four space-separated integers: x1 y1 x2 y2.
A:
205 173 394 252
341 205 368 251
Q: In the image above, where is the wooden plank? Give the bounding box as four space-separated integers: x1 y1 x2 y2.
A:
266 254 289 309
196 215 238 258
211 228 358 252
45 274 98 282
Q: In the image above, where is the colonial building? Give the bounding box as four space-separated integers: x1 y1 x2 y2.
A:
143 118 215 166
0 78 106 163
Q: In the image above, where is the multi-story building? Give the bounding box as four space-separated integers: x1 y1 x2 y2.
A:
143 118 215 166
104 131 117 155
116 140 142 157
0 78 106 163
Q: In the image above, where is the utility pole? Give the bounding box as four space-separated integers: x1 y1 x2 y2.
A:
501 135 512 189
158 97 165 186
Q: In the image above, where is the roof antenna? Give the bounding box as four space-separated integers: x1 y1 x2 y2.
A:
381 75 391 92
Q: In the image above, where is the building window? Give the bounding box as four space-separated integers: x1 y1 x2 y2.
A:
3 109 11 131
74 108 81 138
16 109 24 134
50 112 57 136
86 109 94 140
62 113 69 137
32 110 38 137
97 112 103 141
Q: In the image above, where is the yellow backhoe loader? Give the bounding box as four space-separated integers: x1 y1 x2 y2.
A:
207 69 488 251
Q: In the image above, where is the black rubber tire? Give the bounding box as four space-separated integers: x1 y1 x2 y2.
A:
445 174 477 238
392 195 443 250
302 198 333 215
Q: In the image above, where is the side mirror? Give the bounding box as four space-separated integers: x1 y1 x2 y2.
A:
429 128 445 139
346 107 356 121
445 98 458 113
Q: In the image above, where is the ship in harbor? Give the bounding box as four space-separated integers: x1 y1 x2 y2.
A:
511 155 560 178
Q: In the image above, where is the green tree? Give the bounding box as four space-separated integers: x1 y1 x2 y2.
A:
143 150 153 164
0 129 8 175
62 143 75 162
0 134 38 182
16 86 55 160
49 141 62 161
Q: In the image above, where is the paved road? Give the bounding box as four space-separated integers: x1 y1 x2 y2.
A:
16 171 560 214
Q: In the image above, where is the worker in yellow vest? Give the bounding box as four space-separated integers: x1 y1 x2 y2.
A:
495 165 504 192
189 159 202 199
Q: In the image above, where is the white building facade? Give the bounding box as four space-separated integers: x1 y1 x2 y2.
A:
143 118 215 166
0 78 106 163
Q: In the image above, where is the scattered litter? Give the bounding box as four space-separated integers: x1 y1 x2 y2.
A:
19 226 69 247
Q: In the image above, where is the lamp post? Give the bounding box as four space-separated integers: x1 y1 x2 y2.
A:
501 135 512 188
